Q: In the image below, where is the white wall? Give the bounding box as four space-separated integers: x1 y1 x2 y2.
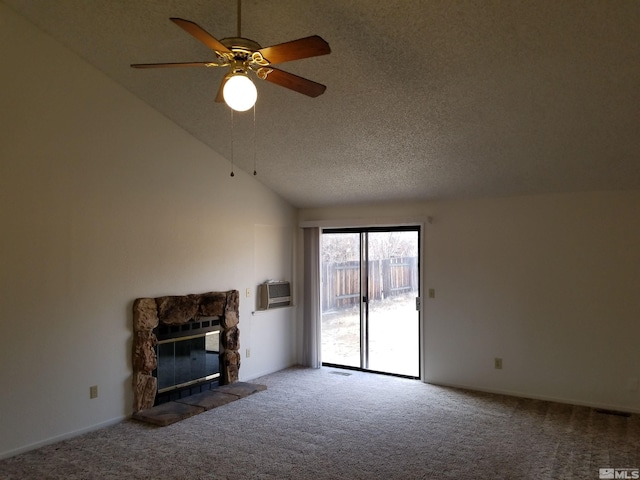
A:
0 4 296 458
298 190 640 412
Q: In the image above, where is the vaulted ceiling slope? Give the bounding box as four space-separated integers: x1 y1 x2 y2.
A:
5 0 640 208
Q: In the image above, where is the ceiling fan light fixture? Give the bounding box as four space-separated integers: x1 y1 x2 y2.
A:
223 73 257 112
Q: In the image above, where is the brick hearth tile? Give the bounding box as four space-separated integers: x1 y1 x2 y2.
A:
176 390 239 410
132 401 204 426
217 382 267 398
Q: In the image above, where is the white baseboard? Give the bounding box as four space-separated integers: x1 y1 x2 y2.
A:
425 380 640 415
241 362 299 383
0 415 127 460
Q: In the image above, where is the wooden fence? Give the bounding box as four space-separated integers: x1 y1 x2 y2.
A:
321 256 418 312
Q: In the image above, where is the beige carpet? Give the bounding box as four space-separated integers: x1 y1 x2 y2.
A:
1 366 638 479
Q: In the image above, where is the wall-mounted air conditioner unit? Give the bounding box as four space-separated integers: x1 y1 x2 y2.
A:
259 281 291 310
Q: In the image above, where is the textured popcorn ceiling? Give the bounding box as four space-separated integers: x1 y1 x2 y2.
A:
5 0 640 208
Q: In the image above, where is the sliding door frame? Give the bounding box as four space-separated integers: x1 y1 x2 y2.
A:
321 225 422 380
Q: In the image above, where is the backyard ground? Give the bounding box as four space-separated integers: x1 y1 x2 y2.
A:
321 292 420 377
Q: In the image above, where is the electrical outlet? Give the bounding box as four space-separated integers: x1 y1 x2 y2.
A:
494 358 503 370
246 348 251 358
89 385 98 399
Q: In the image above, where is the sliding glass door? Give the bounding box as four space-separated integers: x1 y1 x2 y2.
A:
320 227 420 378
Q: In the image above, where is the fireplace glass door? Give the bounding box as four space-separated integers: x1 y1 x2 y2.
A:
157 330 220 393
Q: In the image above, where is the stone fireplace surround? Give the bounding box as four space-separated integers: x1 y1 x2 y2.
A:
132 290 241 412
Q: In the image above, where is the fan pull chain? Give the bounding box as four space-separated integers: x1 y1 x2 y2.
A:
230 108 235 177
253 103 257 176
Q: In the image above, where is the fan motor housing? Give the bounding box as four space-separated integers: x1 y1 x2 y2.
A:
221 37 262 53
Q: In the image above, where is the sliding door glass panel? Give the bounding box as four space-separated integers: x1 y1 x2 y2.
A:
366 230 420 377
320 232 361 368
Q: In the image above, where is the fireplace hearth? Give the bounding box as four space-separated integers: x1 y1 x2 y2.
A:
132 290 240 412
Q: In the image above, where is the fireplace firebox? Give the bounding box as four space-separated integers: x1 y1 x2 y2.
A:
153 316 221 405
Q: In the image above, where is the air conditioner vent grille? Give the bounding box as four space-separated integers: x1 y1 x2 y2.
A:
269 282 290 298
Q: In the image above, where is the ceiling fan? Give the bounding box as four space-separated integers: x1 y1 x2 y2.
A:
131 1 331 112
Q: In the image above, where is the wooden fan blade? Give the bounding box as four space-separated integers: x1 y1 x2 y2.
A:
260 68 326 98
215 76 229 103
258 35 330 65
170 18 231 54
131 61 219 69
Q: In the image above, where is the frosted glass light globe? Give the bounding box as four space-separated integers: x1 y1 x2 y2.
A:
223 74 257 112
